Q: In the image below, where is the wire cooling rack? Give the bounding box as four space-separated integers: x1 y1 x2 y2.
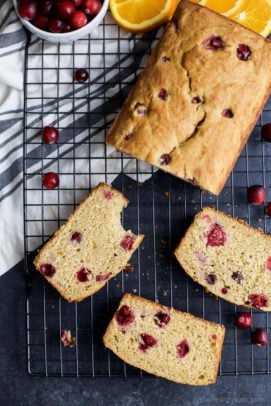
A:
23 12 271 377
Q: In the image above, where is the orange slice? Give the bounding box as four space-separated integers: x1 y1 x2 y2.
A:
202 0 245 17
109 0 178 33
231 0 271 37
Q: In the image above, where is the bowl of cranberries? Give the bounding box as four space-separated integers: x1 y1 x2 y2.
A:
14 0 108 43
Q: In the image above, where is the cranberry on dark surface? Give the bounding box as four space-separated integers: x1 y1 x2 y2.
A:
83 0 102 16
96 272 112 282
70 231 82 243
69 10 88 29
160 154 171 165
251 328 269 347
103 189 113 200
115 305 135 326
161 56 170 62
202 35 224 51
33 15 48 29
231 271 243 284
262 123 271 142
18 0 38 21
47 17 65 33
42 126 59 144
76 267 92 282
61 329 76 347
237 44 252 61
247 185 266 205
123 132 133 141
247 294 269 309
266 256 271 271
266 203 271 217
177 339 190 358
205 273 217 285
206 223 227 247
42 172 59 189
158 88 168 100
154 311 171 327
139 333 157 352
222 109 234 118
57 0 76 19
74 68 89 83
40 263 56 277
120 235 135 251
235 312 252 329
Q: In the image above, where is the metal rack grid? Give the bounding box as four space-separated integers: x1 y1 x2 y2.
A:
24 13 271 377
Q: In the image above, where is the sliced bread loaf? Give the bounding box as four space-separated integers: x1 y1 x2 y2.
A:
175 207 271 311
103 293 225 385
34 183 144 302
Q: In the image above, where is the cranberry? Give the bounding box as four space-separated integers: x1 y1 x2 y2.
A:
206 223 227 247
83 0 102 16
139 333 157 352
222 109 234 118
154 311 170 327
266 203 271 216
42 172 59 189
212 334 217 341
251 328 269 347
262 123 271 142
76 268 92 282
134 102 147 115
57 0 76 19
158 88 168 100
18 0 38 20
61 329 76 347
103 189 113 200
40 263 56 277
123 132 133 141
70 231 82 243
115 305 135 326
69 10 88 29
266 257 271 271
47 17 65 33
33 15 48 29
161 56 170 62
237 44 251 61
120 235 135 251
221 287 228 294
231 271 243 284
202 35 224 51
160 154 171 165
247 185 266 205
177 339 190 358
96 272 112 282
247 294 269 309
62 23 72 32
74 68 89 83
191 96 203 104
39 0 54 16
205 273 217 285
42 126 59 144
72 0 82 6
235 312 252 329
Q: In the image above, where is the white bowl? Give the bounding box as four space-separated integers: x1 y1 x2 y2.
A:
13 0 109 43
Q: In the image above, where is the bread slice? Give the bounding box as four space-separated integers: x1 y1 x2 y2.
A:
34 183 144 302
103 293 225 385
175 207 271 311
106 0 271 195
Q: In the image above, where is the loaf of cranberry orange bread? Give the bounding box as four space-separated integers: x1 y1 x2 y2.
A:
34 183 144 302
103 293 225 385
106 0 271 195
175 207 271 311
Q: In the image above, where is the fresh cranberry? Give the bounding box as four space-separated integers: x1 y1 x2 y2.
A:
162 56 170 62
202 35 224 51
62 23 72 32
18 0 38 20
237 44 251 61
160 154 171 165
205 273 217 285
115 305 135 326
76 267 92 282
154 311 170 327
231 271 243 284
33 15 48 29
47 17 65 33
120 235 135 251
42 126 59 144
39 0 54 16
96 272 112 282
72 0 82 6
192 96 203 104
206 223 227 247
177 339 190 358
262 123 271 142
70 231 82 243
123 132 133 141
222 109 234 118
61 329 76 347
247 185 266 205
42 172 59 189
247 294 269 309
57 0 76 19
266 203 271 216
235 312 252 329
69 10 88 29
221 287 228 294
40 263 56 277
251 328 269 347
158 88 168 100
74 68 89 83
139 333 157 352
103 189 113 200
83 0 102 16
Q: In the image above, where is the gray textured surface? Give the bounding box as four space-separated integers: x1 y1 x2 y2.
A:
1 261 270 406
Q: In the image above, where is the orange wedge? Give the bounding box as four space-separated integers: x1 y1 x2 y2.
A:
202 0 245 17
109 0 178 33
231 0 271 37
